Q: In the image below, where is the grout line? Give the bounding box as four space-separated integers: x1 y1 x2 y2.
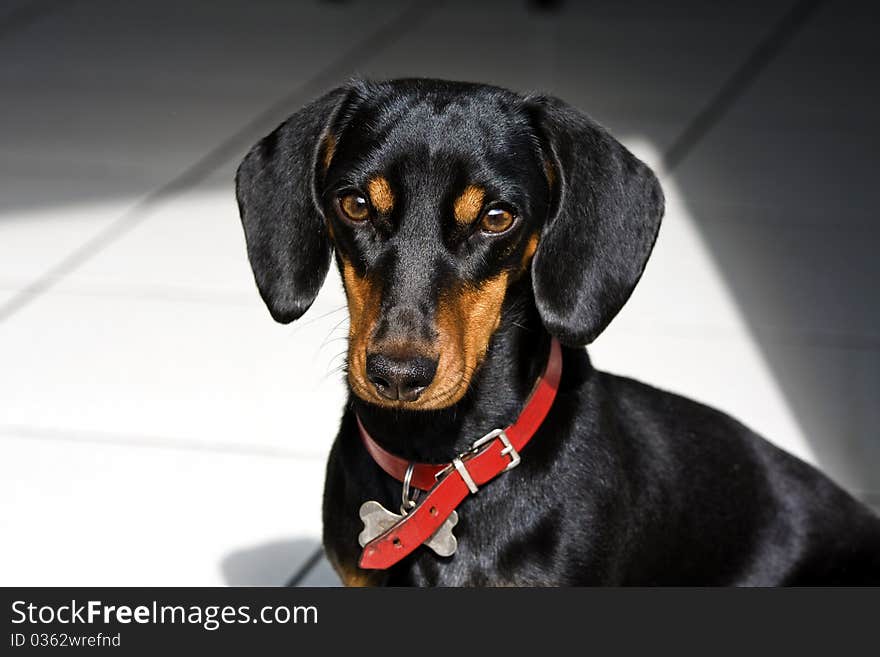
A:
0 0 437 324
660 0 825 175
0 0 71 40
0 425 329 461
286 546 326 587
0 280 260 306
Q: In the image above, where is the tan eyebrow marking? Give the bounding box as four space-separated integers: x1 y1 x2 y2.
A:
321 134 336 171
367 176 394 215
453 185 485 226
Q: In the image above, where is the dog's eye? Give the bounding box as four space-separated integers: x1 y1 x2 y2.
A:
479 205 516 234
336 192 371 222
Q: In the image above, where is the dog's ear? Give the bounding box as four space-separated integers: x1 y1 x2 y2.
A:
235 86 351 323
527 95 664 346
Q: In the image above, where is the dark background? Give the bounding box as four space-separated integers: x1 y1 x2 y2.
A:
1 0 877 585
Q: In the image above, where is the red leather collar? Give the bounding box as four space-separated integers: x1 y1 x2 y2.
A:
356 337 562 569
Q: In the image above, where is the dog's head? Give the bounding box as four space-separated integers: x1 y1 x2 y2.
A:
236 79 663 410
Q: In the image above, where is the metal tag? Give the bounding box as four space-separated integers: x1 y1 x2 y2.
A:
358 500 458 557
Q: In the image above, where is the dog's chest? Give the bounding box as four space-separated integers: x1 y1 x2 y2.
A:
356 476 567 586
390 504 563 586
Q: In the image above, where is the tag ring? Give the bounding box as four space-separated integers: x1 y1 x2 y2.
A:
401 463 417 514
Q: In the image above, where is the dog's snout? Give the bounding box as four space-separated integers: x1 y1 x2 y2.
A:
365 353 438 402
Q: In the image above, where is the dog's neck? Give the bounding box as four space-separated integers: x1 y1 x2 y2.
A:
350 289 556 463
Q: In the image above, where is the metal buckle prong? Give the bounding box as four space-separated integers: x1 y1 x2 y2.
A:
433 428 522 487
471 428 521 471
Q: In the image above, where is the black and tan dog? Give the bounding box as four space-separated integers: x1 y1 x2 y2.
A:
236 78 880 586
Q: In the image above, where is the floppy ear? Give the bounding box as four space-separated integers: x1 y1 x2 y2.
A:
235 86 350 323
528 95 664 346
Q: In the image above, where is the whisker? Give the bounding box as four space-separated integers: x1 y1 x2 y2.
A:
322 364 348 381
320 317 350 349
294 304 348 329
286 306 348 339
319 336 349 347
327 354 348 367
323 348 349 365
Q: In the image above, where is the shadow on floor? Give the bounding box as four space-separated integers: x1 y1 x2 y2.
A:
220 538 341 587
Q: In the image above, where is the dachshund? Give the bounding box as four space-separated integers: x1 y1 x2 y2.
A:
235 78 880 586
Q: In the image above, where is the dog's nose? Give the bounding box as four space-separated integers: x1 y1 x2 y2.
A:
365 353 438 402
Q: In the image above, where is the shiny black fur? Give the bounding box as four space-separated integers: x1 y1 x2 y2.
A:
236 79 880 585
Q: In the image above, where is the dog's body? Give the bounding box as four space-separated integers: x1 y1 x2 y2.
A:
236 79 880 586
326 343 880 585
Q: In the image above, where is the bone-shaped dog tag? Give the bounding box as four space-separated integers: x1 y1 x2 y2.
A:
358 500 458 557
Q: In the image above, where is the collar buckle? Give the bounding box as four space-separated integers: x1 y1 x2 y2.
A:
471 428 521 471
434 427 521 485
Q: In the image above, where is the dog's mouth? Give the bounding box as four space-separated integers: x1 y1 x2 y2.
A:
340 258 510 410
347 346 473 411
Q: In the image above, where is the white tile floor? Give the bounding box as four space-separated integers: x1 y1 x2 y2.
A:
1 0 877 586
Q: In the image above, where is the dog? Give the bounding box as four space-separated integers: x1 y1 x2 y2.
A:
235 78 880 586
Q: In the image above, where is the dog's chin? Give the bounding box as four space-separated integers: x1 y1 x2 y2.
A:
347 372 471 411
